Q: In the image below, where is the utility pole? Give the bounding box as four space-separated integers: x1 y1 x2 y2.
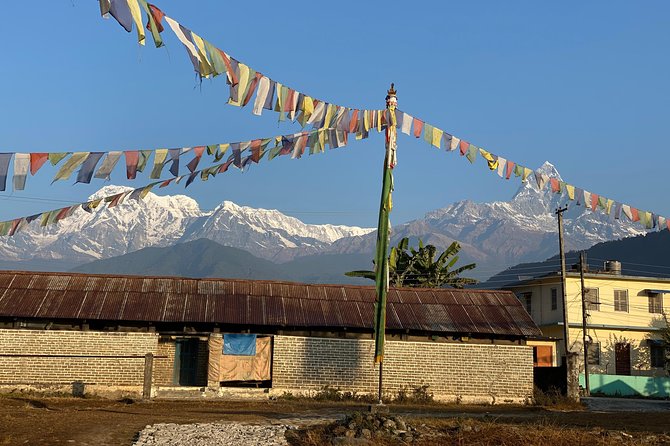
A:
372 84 398 406
555 206 570 361
580 251 590 396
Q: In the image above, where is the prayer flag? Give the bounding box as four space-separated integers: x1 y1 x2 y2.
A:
0 153 14 191
252 76 271 116
450 136 460 152
126 0 145 45
109 0 133 32
505 160 515 179
94 151 122 180
168 148 181 176
401 113 413 135
76 152 105 184
13 154 30 190
459 140 468 156
497 157 507 178
49 153 69 166
413 119 424 138
30 153 48 176
53 153 90 182
125 151 139 179
186 146 205 172
150 149 168 179
465 145 478 163
550 178 560 193
565 184 575 200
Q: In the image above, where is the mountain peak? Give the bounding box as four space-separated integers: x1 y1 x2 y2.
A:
535 161 562 180
87 185 133 201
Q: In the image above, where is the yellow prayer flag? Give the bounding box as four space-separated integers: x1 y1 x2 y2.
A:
377 110 382 132
229 64 251 106
479 149 498 171
303 96 314 115
565 184 575 200
522 167 533 182
323 104 335 129
364 110 370 132
432 128 443 149
126 0 145 45
606 199 614 214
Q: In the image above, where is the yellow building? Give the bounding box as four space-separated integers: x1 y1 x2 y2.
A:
506 264 669 378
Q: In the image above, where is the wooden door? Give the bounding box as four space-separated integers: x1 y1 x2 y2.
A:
173 338 199 386
615 343 631 376
533 346 553 367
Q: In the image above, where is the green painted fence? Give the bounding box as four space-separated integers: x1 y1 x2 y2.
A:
580 373 670 398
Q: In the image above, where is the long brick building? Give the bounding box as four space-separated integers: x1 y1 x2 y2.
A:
0 271 543 403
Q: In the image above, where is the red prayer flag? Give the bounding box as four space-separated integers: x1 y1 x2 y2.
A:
591 193 599 211
506 161 515 179
147 4 165 32
459 140 469 156
30 153 48 175
550 178 560 193
125 151 139 179
631 207 640 222
349 110 359 134
217 49 238 86
413 119 424 138
251 140 262 163
242 72 263 107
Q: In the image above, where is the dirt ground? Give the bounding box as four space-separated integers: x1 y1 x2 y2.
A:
0 396 668 446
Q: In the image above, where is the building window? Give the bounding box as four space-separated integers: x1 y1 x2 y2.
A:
551 288 557 311
614 290 629 312
585 288 600 312
650 345 666 368
587 342 601 365
649 293 663 314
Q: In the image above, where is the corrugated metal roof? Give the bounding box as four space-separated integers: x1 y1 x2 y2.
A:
0 271 541 338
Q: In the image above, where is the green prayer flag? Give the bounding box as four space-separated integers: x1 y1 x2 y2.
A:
52 153 89 182
137 150 152 173
373 166 393 364
138 0 163 48
465 145 478 163
48 153 69 166
423 123 433 146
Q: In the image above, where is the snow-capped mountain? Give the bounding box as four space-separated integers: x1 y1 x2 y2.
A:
308 162 647 277
0 185 374 265
0 162 648 280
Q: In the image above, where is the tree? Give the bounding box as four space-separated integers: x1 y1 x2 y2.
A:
345 237 478 289
660 314 670 374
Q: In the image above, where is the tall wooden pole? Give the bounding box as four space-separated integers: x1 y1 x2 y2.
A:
580 251 590 396
373 84 397 405
555 206 570 361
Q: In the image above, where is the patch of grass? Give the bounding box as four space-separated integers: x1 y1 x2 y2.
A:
393 385 434 404
533 386 583 410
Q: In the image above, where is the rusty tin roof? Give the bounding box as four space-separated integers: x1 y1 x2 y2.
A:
0 271 541 337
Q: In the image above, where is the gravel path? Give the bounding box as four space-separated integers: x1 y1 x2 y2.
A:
132 422 294 446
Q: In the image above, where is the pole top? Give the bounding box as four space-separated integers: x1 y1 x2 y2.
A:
386 83 397 107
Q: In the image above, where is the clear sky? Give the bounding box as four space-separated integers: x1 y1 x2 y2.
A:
0 1 668 228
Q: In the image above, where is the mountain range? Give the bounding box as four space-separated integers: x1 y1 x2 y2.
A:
0 162 648 282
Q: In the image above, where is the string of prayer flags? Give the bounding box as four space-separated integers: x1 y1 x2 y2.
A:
401 110 670 233
0 126 366 237
99 1 385 131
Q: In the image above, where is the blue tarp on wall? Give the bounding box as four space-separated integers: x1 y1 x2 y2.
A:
223 334 257 356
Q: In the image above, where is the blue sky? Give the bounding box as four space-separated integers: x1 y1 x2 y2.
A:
0 1 668 227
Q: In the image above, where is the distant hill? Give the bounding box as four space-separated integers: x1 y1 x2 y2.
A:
72 238 372 284
481 230 670 288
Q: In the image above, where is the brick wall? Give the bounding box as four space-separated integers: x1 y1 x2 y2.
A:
0 329 157 388
272 336 533 403
153 338 176 385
